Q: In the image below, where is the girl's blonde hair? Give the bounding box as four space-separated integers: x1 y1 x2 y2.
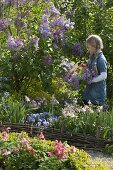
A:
86 35 103 50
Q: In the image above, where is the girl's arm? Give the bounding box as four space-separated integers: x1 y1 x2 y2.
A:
91 72 107 83
91 56 107 83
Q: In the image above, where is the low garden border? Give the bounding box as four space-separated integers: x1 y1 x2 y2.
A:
0 123 113 151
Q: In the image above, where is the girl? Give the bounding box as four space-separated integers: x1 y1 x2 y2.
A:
83 35 107 106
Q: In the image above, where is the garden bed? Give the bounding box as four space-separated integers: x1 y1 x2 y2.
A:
0 123 113 150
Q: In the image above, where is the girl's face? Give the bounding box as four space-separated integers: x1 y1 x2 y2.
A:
87 44 96 55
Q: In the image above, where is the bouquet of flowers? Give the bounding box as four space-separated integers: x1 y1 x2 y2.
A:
61 59 97 90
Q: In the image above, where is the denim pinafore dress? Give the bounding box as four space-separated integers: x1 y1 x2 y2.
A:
83 52 107 105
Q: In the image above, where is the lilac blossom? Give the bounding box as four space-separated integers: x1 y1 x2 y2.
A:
72 43 83 56
43 55 52 65
40 18 51 37
50 16 65 29
64 19 75 29
30 37 40 50
14 18 26 29
81 68 97 84
7 35 24 50
69 74 80 90
0 18 11 31
50 4 60 16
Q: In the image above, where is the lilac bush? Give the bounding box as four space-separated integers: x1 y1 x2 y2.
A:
0 0 75 95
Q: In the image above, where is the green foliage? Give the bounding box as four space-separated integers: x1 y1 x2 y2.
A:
54 108 113 140
0 95 27 123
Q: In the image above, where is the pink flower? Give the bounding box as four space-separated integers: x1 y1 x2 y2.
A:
15 147 19 152
53 140 68 159
2 150 11 156
39 132 45 140
21 137 30 145
70 146 76 153
2 131 8 141
46 151 53 157
24 143 30 151
5 127 11 133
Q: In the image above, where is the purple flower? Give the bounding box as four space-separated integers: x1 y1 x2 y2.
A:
69 74 80 90
4 0 11 4
64 19 75 29
4 92 9 98
0 18 11 31
50 4 60 16
66 11 72 19
14 18 26 29
40 21 51 37
30 37 40 50
36 122 41 127
81 68 97 84
42 120 49 127
7 35 24 50
50 16 65 29
72 43 83 56
43 55 52 65
28 116 35 123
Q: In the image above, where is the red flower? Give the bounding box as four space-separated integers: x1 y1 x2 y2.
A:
39 132 45 140
30 148 35 155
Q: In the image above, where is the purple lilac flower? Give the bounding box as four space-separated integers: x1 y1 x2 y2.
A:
66 11 71 19
50 4 60 16
63 71 72 83
7 35 24 50
53 29 64 44
50 16 65 29
40 21 51 38
81 68 97 84
14 18 26 29
60 59 74 71
30 37 40 50
69 74 80 90
4 92 9 98
64 19 75 29
4 0 11 4
43 55 52 65
0 19 11 31
72 43 83 56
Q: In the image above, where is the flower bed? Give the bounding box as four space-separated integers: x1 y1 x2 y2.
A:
0 129 109 170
